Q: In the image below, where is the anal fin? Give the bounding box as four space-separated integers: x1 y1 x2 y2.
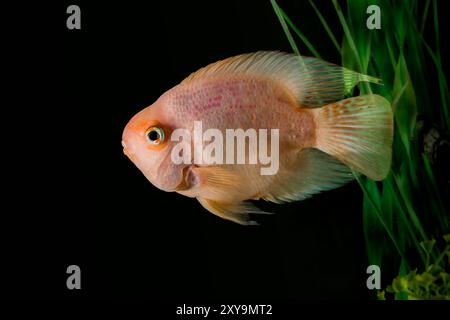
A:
263 148 354 203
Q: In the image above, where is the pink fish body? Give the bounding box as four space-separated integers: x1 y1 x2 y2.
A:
122 52 393 224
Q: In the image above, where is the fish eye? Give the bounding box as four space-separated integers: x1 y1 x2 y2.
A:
146 126 165 145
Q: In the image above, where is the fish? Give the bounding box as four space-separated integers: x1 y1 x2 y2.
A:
122 51 393 225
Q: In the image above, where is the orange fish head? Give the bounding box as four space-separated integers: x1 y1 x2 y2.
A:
122 101 186 192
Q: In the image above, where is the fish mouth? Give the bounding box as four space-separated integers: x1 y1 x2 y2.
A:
122 141 133 159
123 148 134 161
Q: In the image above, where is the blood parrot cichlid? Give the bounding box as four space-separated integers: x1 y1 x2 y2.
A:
122 51 393 225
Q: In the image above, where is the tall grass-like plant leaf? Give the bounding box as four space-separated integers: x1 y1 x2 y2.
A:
420 38 450 130
421 154 449 230
353 172 407 262
432 0 441 65
331 0 363 73
392 54 416 157
271 0 449 299
432 0 450 130
270 0 320 59
270 0 301 57
308 0 341 54
420 0 431 33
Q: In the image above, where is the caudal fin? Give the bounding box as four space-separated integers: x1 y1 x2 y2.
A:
312 94 393 180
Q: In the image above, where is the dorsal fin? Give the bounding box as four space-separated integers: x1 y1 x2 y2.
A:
181 51 382 107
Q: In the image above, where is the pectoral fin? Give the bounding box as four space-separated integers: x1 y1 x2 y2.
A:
189 166 251 203
197 197 271 225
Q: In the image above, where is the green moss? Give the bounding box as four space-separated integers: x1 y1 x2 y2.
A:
382 235 450 300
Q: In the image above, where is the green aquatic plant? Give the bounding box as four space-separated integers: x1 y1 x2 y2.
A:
380 235 450 300
271 0 449 299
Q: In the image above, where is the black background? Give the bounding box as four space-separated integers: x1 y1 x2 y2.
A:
4 0 448 303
